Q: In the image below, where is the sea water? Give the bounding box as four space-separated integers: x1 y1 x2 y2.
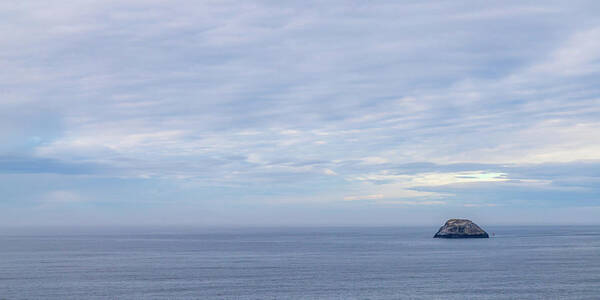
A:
1 226 599 299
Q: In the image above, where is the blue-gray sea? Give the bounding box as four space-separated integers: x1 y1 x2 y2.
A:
1 226 599 299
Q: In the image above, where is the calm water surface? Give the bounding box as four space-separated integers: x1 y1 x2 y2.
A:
1 226 599 299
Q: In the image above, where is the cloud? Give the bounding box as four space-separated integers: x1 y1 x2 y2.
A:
527 27 600 76
1 1 600 224
360 157 390 165
40 190 86 204
343 194 384 201
350 171 508 186
0 155 100 175
323 168 337 176
463 203 497 207
380 200 446 206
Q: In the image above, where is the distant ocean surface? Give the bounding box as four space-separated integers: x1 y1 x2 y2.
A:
1 226 600 299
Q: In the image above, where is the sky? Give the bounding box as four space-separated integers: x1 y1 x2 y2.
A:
2 0 600 227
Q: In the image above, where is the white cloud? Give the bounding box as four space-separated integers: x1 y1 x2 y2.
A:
343 194 384 201
351 171 508 186
379 200 446 205
323 168 337 176
527 27 600 77
41 190 85 204
360 157 390 165
463 203 498 207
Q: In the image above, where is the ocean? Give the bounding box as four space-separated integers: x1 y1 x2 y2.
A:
1 226 599 299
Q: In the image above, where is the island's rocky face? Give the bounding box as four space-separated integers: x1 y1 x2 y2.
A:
434 219 489 238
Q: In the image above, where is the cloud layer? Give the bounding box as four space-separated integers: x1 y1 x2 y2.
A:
2 0 600 225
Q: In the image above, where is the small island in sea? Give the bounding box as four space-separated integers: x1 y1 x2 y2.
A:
434 219 489 238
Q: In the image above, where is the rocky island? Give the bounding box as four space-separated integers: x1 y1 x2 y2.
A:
433 219 489 238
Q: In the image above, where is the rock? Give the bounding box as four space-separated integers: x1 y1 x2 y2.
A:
433 219 489 238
